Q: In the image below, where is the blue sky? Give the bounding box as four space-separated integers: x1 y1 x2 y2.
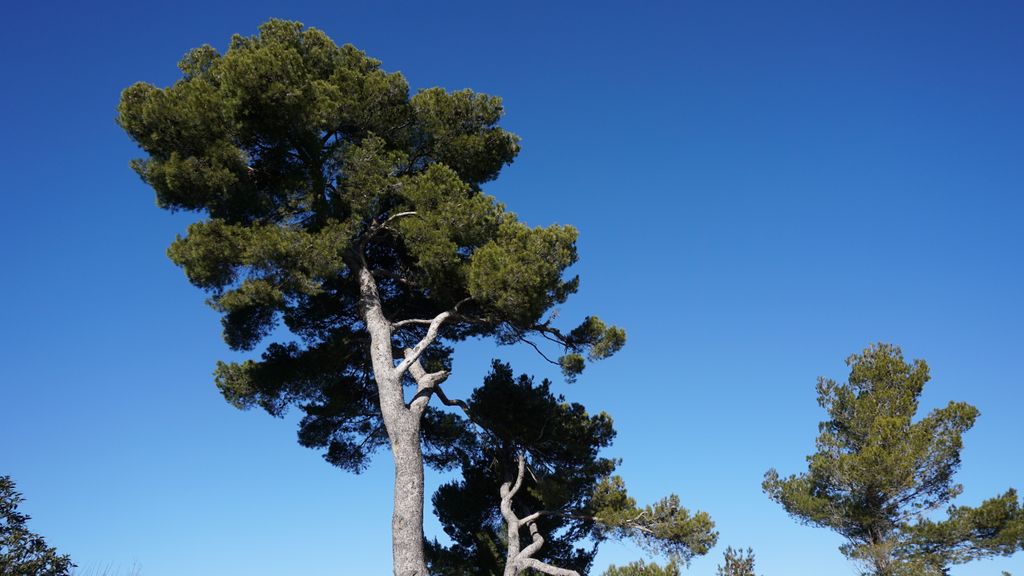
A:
1 1 1022 575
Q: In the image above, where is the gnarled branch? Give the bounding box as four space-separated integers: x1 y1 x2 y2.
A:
393 297 472 377
499 452 581 576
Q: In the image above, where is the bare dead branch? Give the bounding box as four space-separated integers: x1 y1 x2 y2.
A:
392 317 435 328
393 298 472 376
433 384 470 414
518 336 560 366
394 311 453 377
384 210 418 225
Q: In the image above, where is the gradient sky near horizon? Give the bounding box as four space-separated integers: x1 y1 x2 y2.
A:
1 1 1022 575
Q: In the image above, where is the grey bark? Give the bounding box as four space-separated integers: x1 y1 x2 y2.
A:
358 266 431 576
501 453 581 576
389 418 426 576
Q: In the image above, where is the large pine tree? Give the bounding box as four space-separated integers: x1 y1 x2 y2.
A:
118 20 623 575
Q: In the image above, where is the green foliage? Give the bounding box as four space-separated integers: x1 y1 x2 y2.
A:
602 559 680 576
716 547 756 576
905 488 1024 569
590 477 718 562
427 361 618 575
467 220 579 327
763 344 1024 575
119 19 623 472
427 362 715 575
559 317 626 382
0 476 74 576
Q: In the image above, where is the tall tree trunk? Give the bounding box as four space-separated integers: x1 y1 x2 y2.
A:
359 267 428 576
390 414 426 576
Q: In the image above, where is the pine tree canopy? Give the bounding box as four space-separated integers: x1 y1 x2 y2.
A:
715 547 757 576
0 476 74 576
117 19 624 474
763 343 1024 576
428 361 618 575
428 362 717 576
602 560 681 576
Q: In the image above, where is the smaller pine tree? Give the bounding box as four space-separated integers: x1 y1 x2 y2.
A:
603 559 681 576
716 547 757 576
0 476 74 576
764 344 1024 575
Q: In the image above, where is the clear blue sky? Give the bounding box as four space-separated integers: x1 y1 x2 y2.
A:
1 1 1021 575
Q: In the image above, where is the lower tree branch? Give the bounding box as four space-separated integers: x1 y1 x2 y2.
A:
519 558 581 576
405 350 450 415
433 384 470 414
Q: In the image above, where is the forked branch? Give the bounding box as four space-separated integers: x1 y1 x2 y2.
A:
394 311 453 377
500 453 581 576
